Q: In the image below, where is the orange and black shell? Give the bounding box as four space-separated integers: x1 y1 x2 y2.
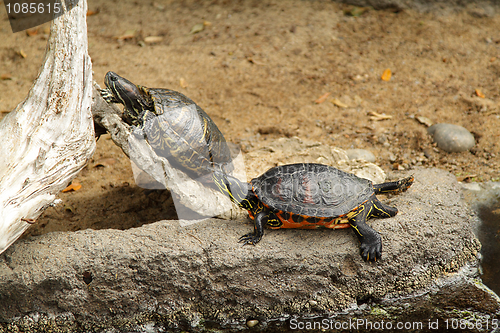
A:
251 163 374 229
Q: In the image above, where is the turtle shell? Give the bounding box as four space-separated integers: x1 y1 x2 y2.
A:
137 87 233 177
251 163 374 218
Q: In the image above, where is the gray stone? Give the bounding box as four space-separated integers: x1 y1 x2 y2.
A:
0 168 498 332
427 123 475 153
345 148 376 163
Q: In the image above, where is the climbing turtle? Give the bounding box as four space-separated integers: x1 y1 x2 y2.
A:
213 163 413 262
100 71 233 178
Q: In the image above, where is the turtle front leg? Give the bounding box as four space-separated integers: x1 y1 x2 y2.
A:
239 211 267 246
349 201 382 262
100 88 121 104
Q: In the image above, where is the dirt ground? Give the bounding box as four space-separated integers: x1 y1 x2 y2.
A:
0 0 499 237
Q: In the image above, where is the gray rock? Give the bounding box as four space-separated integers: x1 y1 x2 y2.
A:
427 123 475 153
0 168 497 332
345 148 376 162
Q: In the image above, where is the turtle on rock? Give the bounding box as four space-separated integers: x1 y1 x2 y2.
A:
213 163 414 262
100 71 233 179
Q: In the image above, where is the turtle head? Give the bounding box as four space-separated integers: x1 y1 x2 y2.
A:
212 171 252 209
104 71 150 121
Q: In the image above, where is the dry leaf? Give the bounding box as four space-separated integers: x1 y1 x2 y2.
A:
315 92 331 104
144 36 163 44
415 116 433 127
26 28 39 36
117 30 136 40
86 9 100 16
475 89 485 98
331 98 349 108
203 21 212 26
368 111 392 121
18 50 27 58
189 23 204 34
0 74 12 80
62 180 82 192
381 69 391 81
180 78 188 88
247 58 265 65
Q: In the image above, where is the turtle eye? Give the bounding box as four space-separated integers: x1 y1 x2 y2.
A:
110 75 118 82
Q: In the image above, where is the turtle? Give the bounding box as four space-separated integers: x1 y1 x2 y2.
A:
213 163 414 262
100 71 233 178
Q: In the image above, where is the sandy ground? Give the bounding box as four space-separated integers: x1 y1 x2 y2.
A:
0 0 499 236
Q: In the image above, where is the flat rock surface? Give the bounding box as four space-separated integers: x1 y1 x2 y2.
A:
0 168 493 331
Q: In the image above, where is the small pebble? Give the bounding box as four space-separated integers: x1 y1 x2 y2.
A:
393 163 405 170
345 149 376 162
309 300 318 306
423 148 433 159
246 319 259 328
377 135 388 144
427 123 475 153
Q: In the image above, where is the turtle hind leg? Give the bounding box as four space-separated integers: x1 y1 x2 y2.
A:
373 175 414 195
349 201 382 262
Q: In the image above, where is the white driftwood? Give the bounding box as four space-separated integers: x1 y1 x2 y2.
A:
0 0 95 254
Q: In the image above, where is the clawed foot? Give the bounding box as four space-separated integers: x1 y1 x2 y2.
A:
238 232 262 246
359 236 382 262
100 88 116 103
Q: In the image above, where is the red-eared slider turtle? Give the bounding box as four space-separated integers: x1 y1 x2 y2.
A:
100 71 232 178
213 163 414 262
